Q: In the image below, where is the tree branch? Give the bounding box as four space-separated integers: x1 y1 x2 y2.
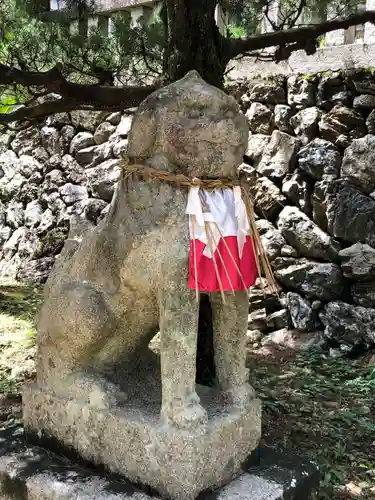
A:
0 63 158 123
228 10 375 59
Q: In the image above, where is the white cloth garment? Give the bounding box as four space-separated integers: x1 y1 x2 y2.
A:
185 186 250 258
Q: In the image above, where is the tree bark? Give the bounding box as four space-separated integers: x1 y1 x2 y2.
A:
163 0 229 88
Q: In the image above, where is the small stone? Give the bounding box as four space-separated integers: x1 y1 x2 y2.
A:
75 143 112 167
40 126 61 156
69 132 95 156
246 330 263 344
5 202 24 228
59 183 89 205
327 183 375 248
37 209 56 235
250 177 287 220
351 281 375 308
266 309 290 330
112 138 128 159
341 135 375 194
287 292 318 332
282 171 312 215
116 115 133 137
245 134 270 165
86 159 121 201
249 82 286 104
290 107 321 145
248 309 268 332
245 102 273 135
106 111 122 125
274 105 293 133
287 76 316 109
280 245 298 257
11 127 41 156
257 131 298 180
94 122 116 145
353 94 375 111
24 200 43 228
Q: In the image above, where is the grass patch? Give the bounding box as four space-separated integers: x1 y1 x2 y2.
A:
0 281 42 394
249 347 375 499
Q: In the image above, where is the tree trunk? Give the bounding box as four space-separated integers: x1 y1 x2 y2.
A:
163 0 228 88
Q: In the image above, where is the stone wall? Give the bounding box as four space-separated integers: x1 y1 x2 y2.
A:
0 109 131 282
1 69 375 354
229 69 375 354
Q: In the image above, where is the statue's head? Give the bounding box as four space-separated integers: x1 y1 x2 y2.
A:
127 71 248 178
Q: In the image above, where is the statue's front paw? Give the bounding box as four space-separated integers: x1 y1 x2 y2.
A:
223 383 256 408
161 394 208 430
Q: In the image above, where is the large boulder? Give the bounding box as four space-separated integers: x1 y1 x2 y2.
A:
273 257 345 300
277 206 340 261
339 243 375 280
297 138 340 180
320 301 375 346
327 183 375 247
341 135 375 194
257 131 298 180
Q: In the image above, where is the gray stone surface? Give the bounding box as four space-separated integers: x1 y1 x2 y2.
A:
0 426 318 500
246 102 274 135
273 257 345 300
23 383 261 500
277 206 340 262
339 243 375 280
320 301 375 346
257 131 298 180
327 183 375 248
297 138 340 180
341 135 375 194
23 71 260 500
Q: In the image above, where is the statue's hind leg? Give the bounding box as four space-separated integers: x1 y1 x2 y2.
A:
210 291 256 407
37 281 127 409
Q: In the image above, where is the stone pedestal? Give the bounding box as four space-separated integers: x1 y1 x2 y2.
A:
23 383 261 500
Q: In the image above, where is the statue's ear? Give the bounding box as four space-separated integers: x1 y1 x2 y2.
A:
127 107 157 160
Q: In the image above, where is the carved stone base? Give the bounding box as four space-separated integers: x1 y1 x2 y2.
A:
22 383 261 500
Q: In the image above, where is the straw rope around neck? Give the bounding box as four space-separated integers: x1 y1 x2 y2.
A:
122 161 279 295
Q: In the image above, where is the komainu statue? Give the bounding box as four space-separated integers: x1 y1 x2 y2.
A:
23 71 265 500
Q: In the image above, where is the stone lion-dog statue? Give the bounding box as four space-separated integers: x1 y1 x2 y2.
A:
35 70 255 430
